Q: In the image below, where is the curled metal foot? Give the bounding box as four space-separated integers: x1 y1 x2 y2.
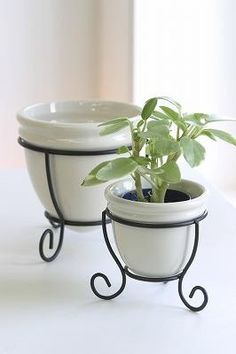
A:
39 153 65 262
177 220 208 312
91 209 208 309
90 271 126 300
39 223 65 262
90 209 126 300
178 279 208 312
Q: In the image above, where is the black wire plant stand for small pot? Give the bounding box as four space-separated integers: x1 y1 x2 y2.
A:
91 208 209 312
18 137 119 262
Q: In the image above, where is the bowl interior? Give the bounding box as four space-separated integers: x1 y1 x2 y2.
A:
21 101 141 124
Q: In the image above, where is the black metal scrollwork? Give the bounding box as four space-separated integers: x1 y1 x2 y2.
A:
91 208 208 312
39 224 65 262
38 153 65 262
177 221 208 311
44 211 61 229
18 137 114 262
90 210 126 299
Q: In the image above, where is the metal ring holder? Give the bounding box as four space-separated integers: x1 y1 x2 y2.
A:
91 208 209 312
18 137 117 262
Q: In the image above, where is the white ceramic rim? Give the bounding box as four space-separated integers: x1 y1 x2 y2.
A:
105 178 207 207
17 100 141 129
17 100 141 151
105 178 209 223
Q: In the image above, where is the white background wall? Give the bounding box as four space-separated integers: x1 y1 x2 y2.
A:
133 0 236 203
1 0 235 204
0 0 133 168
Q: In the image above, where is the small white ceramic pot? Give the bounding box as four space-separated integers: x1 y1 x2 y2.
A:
17 101 140 225
105 178 208 278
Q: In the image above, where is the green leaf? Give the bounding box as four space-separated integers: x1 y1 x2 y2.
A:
98 117 128 127
183 113 208 126
151 138 180 157
158 161 181 183
205 115 236 123
180 136 205 167
132 156 150 166
149 140 157 157
117 146 130 154
141 97 157 120
160 106 179 120
152 111 170 120
199 130 217 141
139 124 169 139
137 120 144 129
99 121 129 136
147 120 170 130
96 158 138 181
205 129 236 146
81 175 105 186
157 96 182 111
81 161 111 186
160 106 187 131
138 166 164 176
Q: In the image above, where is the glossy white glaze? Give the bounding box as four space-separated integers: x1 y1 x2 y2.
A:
25 150 117 222
105 178 208 277
17 100 140 150
18 101 140 224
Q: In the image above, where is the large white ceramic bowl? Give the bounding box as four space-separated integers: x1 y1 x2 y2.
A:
17 101 141 225
105 178 208 277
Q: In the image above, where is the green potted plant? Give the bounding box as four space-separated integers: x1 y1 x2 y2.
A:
82 96 236 309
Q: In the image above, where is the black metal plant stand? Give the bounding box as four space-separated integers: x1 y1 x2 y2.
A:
91 208 209 312
18 137 115 262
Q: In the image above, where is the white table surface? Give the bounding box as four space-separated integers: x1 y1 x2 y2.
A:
0 167 236 354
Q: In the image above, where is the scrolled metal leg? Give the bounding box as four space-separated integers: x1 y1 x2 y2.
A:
39 153 65 262
44 211 61 229
90 210 126 300
39 223 65 262
49 220 60 229
178 222 208 312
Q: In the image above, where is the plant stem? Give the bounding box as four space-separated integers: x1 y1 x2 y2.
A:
150 157 159 202
140 174 156 189
133 133 145 202
134 171 145 202
151 184 159 202
177 127 180 140
158 182 168 203
167 151 181 163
